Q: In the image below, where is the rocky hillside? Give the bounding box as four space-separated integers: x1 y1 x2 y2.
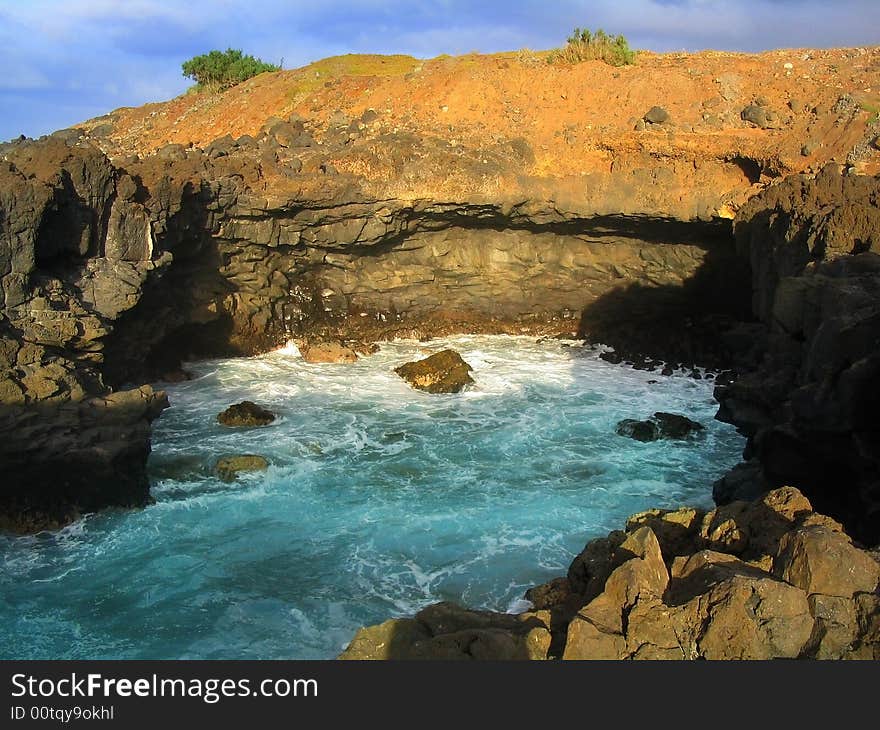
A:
84 47 880 189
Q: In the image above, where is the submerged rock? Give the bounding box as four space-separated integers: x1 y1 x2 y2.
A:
216 401 276 427
299 340 358 364
615 418 660 442
215 454 269 482
394 349 475 393
616 412 704 441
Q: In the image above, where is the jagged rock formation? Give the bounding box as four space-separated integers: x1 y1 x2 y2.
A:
717 165 880 544
339 487 880 659
0 140 170 530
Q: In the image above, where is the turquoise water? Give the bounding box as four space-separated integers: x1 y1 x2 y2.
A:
0 335 744 659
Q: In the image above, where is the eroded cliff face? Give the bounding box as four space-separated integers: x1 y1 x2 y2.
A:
0 130 754 530
0 140 169 530
718 165 880 544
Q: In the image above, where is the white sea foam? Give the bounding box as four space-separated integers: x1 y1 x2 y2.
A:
0 335 745 659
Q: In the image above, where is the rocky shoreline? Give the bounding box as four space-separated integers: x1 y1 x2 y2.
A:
340 487 880 659
1 47 879 658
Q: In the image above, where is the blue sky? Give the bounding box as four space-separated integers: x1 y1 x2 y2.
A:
1 0 878 141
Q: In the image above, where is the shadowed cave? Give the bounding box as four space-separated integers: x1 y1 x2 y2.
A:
100 212 751 387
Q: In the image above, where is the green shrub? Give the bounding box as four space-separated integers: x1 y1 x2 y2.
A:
547 28 636 67
182 49 280 91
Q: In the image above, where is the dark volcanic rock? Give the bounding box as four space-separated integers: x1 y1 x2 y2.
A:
157 143 187 161
205 134 237 158
0 133 752 529
653 412 704 438
713 460 770 504
616 412 703 441
722 164 880 544
217 401 276 427
616 418 660 442
0 386 168 533
394 349 475 393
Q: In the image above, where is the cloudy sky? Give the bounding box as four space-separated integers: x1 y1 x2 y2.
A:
1 0 877 141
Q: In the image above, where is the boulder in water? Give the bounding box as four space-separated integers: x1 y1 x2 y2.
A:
616 412 704 441
217 401 275 427
299 340 358 364
394 349 474 393
616 419 660 442
653 412 704 439
215 455 269 482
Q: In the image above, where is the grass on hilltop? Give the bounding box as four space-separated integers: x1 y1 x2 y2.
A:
284 54 421 102
547 28 636 67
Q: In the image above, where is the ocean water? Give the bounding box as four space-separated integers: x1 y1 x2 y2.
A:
0 335 744 659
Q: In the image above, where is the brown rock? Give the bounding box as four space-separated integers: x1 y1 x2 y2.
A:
394 349 474 393
338 602 550 660
849 593 880 659
564 527 669 659
567 530 627 599
667 549 772 604
774 525 880 598
614 526 669 594
626 506 704 559
699 500 750 554
525 576 574 610
563 613 627 659
626 597 704 660
760 485 814 520
698 486 816 558
216 401 276 427
806 593 858 659
695 575 813 659
338 618 431 660
215 454 269 482
299 340 358 364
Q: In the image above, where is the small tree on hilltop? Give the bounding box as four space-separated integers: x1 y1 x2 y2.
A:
182 48 280 91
